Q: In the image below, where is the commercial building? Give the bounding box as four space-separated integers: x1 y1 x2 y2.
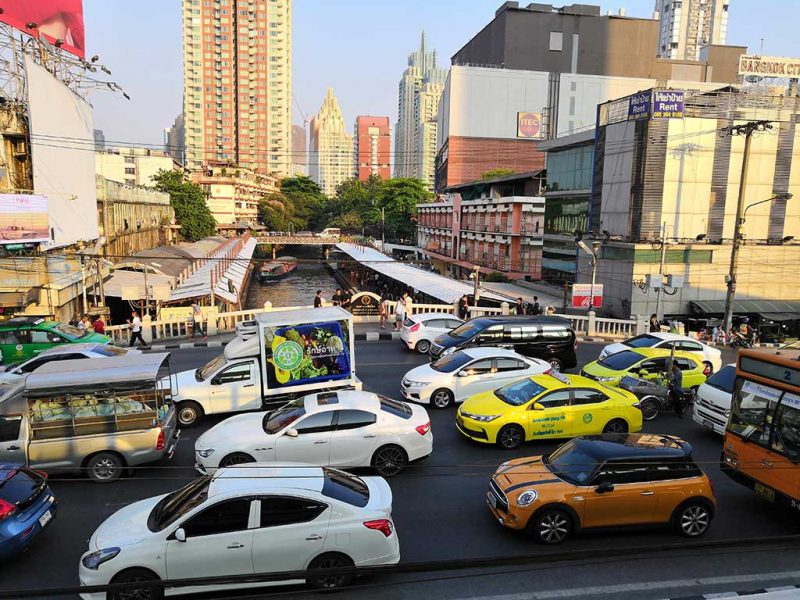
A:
580 87 800 321
164 113 185 165
354 116 390 181
96 147 180 188
190 163 277 225
309 88 353 196
291 124 306 176
395 33 447 188
417 171 545 280
93 129 105 151
655 0 730 61
181 0 292 176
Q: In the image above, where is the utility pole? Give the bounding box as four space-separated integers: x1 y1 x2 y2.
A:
722 120 773 334
654 222 667 321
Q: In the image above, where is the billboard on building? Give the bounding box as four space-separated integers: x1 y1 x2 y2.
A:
738 55 800 78
0 194 49 244
517 112 543 139
0 0 85 58
25 55 97 248
572 284 603 309
652 90 684 119
627 91 651 120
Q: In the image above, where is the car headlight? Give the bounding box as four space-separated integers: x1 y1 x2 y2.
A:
404 379 426 387
473 414 500 423
442 347 455 356
197 448 215 458
516 490 538 507
82 547 121 570
596 376 616 382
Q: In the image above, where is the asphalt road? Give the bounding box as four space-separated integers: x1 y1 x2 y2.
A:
2 341 799 600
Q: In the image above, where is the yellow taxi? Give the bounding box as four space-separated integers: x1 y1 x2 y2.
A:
456 371 643 449
581 348 710 388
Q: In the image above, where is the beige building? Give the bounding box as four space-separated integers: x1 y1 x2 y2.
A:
655 0 730 61
309 88 353 197
182 0 292 176
96 147 180 188
191 164 277 225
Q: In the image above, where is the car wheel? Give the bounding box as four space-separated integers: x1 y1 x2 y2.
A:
497 424 524 450
530 508 573 545
416 339 431 354
602 419 628 434
219 452 256 468
109 568 163 600
307 552 355 590
639 397 660 421
177 401 203 428
86 452 124 483
371 445 407 477
548 358 563 372
673 500 712 538
431 388 454 409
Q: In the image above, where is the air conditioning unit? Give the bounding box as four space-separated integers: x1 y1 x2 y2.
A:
646 274 663 288
667 274 684 288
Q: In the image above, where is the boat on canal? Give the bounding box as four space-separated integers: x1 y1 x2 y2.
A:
258 256 298 282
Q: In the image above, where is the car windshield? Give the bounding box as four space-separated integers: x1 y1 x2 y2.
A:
197 354 227 381
54 323 85 339
622 334 661 348
263 399 306 434
430 351 472 373
543 441 600 485
494 378 547 406
148 474 212 532
447 320 487 340
598 350 643 370
705 365 736 394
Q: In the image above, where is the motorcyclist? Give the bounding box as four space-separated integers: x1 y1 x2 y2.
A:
668 363 687 418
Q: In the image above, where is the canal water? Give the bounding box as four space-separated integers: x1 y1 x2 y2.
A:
244 246 340 309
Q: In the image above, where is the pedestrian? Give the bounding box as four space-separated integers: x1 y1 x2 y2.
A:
711 325 719 344
531 296 541 315
649 313 660 332
546 305 556 316
394 295 406 331
668 362 686 418
341 289 352 310
314 290 323 308
379 294 389 329
76 315 86 332
403 291 413 317
458 295 469 320
79 315 92 332
127 311 146 347
92 314 106 335
191 302 207 339
515 297 525 315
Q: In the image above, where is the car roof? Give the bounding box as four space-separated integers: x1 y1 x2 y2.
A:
0 317 52 329
573 434 692 461
303 390 379 413
471 315 573 327
412 313 462 322
461 346 530 360
210 464 324 496
626 348 701 360
530 372 597 388
646 332 705 344
33 343 110 357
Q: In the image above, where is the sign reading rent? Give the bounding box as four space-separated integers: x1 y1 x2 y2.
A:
627 91 651 120
652 90 684 119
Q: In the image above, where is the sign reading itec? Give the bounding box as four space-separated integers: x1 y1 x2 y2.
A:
738 55 800 78
517 112 543 139
572 284 603 309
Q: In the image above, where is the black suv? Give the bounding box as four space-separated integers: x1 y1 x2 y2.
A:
428 315 577 371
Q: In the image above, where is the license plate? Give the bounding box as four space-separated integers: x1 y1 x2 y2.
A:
702 419 716 430
754 483 776 502
39 510 52 527
488 493 497 508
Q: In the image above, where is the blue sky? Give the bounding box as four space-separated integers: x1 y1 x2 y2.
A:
86 0 799 146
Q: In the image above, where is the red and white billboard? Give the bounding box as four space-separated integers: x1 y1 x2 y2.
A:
0 0 85 58
572 284 603 309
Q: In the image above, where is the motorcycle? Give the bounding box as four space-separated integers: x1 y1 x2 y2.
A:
729 332 753 349
619 374 696 420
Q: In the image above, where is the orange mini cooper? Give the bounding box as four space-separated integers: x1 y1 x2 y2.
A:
487 434 716 544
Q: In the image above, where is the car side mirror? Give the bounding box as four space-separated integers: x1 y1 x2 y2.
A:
595 480 614 494
457 370 469 377
638 369 649 377
531 402 545 411
174 528 186 543
285 428 299 438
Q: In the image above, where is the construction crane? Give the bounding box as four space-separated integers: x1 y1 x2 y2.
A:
293 94 309 128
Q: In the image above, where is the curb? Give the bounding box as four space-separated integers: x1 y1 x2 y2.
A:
664 584 800 599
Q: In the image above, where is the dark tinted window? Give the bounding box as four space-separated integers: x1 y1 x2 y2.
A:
477 325 503 341
215 363 252 384
30 330 62 344
541 326 571 340
463 359 494 375
0 469 44 505
20 354 85 373
623 334 661 348
0 330 29 345
259 497 326 527
598 351 644 370
378 395 412 419
539 390 571 408
496 358 527 372
335 409 376 430
544 441 599 485
674 358 697 371
430 352 472 373
648 460 702 481
263 401 306 434
639 358 669 373
321 467 369 507
148 475 212 532
705 365 735 393
572 389 608 406
295 411 335 434
0 416 22 442
494 378 546 406
593 461 651 484
181 498 251 537
447 320 489 340
679 341 703 352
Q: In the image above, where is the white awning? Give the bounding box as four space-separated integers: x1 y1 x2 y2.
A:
335 242 507 304
103 270 173 299
169 237 256 304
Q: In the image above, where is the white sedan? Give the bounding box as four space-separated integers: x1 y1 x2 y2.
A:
0 343 137 385
79 465 399 599
401 313 464 354
598 332 722 372
401 347 551 409
195 391 432 477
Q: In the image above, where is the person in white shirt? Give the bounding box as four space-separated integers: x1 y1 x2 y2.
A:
127 311 146 347
394 296 406 331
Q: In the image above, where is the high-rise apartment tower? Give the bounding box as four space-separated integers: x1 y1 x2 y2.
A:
354 116 390 181
309 88 354 197
655 0 730 61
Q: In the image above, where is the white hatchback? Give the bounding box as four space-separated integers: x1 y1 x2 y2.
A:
400 313 464 354
598 332 722 373
195 391 432 477
79 465 399 599
400 347 551 409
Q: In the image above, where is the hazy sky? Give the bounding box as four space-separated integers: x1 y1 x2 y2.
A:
86 0 799 147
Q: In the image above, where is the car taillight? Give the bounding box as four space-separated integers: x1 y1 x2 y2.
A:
415 422 431 435
409 322 421 332
155 429 165 451
0 498 16 521
363 519 393 537
703 363 712 376
31 469 48 480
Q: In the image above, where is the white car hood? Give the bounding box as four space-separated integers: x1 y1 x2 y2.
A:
196 411 271 449
171 369 207 400
91 495 164 550
600 342 628 358
403 363 442 384
0 371 24 385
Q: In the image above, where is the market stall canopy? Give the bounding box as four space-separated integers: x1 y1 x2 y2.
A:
102 270 173 299
690 299 800 321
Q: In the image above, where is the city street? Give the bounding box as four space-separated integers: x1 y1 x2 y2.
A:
1 341 799 599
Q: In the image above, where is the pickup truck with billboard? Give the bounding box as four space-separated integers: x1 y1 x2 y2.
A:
171 306 361 427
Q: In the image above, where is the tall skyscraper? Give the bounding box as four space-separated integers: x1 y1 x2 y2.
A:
181 0 292 175
164 113 185 165
290 124 306 176
655 0 730 61
394 32 447 189
309 88 353 196
354 116 390 181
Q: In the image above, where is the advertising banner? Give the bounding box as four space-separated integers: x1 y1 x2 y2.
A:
738 55 800 78
571 284 603 309
263 320 353 389
517 112 543 139
0 194 49 244
0 0 85 58
627 91 651 120
652 90 684 119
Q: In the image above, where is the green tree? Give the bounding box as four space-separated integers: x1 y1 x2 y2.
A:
480 168 516 180
151 170 216 242
376 178 433 241
279 176 328 231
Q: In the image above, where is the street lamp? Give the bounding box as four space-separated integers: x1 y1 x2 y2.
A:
577 239 601 313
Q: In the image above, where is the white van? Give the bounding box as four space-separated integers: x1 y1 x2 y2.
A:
692 362 736 435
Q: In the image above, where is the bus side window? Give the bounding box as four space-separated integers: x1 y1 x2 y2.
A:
772 402 800 460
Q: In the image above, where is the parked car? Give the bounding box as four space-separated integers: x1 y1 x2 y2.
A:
0 464 57 560
0 316 110 365
692 363 736 435
428 316 577 372
401 347 550 409
598 333 721 373
195 391 432 477
401 313 464 354
78 465 399 599
0 343 138 385
457 372 642 449
581 348 710 388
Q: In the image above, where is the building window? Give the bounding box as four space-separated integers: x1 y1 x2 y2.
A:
549 31 563 52
124 167 136 175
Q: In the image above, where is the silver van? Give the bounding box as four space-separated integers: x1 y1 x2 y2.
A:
0 353 179 482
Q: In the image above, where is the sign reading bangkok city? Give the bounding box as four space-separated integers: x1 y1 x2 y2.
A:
738 55 800 78
516 112 543 139
652 90 685 119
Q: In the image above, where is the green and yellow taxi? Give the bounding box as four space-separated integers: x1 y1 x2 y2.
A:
581 348 710 388
456 371 643 449
0 316 110 365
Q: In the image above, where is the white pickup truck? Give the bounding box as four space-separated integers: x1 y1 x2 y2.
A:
171 306 361 427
